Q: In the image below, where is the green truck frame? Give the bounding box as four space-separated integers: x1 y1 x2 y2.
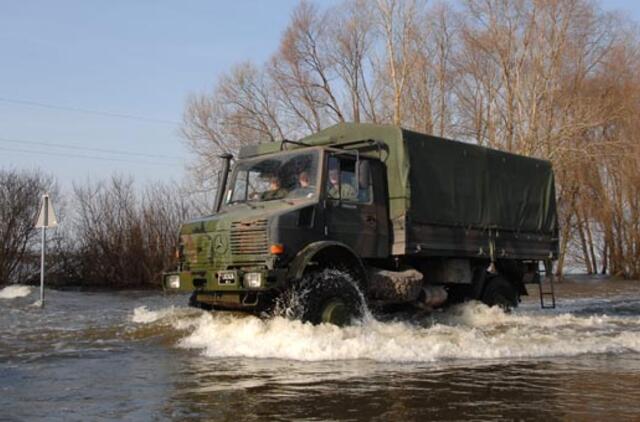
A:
164 123 559 325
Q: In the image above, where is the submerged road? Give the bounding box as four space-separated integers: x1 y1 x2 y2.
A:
1 277 639 421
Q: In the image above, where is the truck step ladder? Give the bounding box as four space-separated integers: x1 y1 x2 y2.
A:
538 260 556 309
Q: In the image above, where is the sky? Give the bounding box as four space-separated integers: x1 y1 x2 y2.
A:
0 0 638 192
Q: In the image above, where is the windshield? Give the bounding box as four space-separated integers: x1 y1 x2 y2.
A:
224 150 320 206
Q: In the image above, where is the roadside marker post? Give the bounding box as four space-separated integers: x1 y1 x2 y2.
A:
35 193 58 308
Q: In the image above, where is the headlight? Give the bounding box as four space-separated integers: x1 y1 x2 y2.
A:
244 272 262 288
166 275 180 289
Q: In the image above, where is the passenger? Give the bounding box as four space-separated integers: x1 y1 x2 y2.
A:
298 171 311 189
291 170 315 198
261 176 288 200
327 164 355 200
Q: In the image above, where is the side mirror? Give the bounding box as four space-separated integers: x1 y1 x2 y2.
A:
214 153 233 213
358 160 371 190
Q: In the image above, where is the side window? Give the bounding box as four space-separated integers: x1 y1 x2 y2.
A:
230 170 247 203
326 156 372 203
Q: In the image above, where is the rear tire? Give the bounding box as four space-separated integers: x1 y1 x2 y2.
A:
297 269 365 326
481 275 519 310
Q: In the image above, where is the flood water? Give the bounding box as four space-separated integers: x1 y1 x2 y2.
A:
1 277 640 421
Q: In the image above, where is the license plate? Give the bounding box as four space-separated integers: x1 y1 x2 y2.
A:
218 271 236 284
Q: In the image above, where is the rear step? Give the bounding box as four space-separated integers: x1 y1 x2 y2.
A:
538 260 556 309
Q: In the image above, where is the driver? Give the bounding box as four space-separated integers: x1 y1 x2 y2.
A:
261 176 288 200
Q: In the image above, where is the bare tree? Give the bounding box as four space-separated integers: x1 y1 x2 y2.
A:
374 0 423 125
328 0 380 123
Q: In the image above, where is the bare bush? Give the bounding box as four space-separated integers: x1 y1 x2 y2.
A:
72 177 191 288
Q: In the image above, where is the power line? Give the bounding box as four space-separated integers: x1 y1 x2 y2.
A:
0 96 181 126
0 146 181 167
0 136 184 160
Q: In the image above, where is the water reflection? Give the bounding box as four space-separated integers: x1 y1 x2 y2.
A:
164 354 640 421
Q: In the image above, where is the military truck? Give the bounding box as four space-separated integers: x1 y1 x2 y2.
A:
164 123 558 325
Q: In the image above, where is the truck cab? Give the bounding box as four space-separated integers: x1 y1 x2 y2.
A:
165 144 388 319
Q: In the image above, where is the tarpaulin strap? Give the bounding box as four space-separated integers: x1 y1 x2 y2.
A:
488 230 496 263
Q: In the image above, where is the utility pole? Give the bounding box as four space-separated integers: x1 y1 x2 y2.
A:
35 193 57 308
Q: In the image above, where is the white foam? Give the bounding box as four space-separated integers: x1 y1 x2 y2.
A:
176 302 640 362
130 305 203 326
131 306 172 323
0 285 32 299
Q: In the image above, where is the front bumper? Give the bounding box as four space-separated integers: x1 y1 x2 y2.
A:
163 269 285 311
162 268 287 292
190 290 269 310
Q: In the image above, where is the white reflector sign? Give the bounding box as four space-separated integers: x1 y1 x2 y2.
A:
35 194 58 228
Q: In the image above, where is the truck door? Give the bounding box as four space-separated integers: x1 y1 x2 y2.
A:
324 155 389 258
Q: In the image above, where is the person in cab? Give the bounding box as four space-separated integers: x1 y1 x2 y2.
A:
327 161 356 200
261 176 288 200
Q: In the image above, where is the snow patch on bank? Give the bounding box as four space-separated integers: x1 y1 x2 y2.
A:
0 285 32 299
176 302 640 363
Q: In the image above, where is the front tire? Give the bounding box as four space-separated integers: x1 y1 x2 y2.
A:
297 269 365 326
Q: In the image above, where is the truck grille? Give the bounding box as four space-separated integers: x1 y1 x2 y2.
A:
230 219 268 255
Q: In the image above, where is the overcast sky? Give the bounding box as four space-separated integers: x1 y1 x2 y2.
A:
0 0 637 191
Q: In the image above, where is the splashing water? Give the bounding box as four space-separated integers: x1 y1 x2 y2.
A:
131 305 203 328
271 268 374 322
130 299 640 363
132 305 174 323
0 284 32 299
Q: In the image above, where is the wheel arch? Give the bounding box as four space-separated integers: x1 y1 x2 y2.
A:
480 273 519 308
287 241 368 289
495 259 528 297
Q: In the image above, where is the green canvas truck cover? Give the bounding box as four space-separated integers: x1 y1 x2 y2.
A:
295 123 557 235
401 129 557 234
